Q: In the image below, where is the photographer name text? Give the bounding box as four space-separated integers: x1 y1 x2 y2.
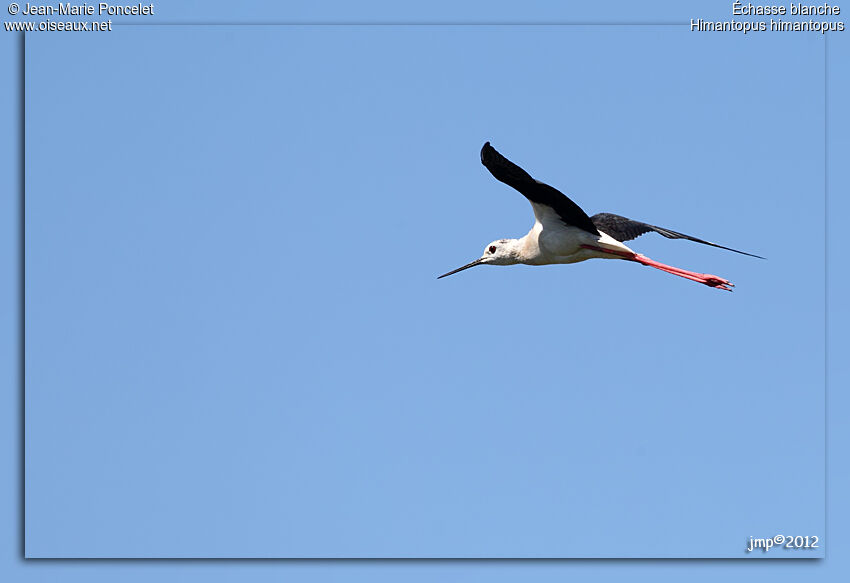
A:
18 2 153 16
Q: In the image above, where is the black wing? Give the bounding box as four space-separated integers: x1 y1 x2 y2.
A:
591 212 764 259
480 142 600 236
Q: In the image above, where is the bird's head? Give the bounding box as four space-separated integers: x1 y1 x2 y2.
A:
437 239 520 279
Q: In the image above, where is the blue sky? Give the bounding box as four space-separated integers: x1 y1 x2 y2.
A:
3 0 850 580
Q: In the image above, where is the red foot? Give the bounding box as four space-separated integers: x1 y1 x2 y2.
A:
580 245 734 291
632 254 734 291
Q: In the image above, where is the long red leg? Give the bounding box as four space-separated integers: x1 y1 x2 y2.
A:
580 245 734 291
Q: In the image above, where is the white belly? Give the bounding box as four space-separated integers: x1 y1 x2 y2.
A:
522 222 634 265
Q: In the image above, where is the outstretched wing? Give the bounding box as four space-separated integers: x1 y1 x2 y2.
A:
591 212 764 259
480 142 600 236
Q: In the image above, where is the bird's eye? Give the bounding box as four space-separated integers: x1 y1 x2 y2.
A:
489 246 497 254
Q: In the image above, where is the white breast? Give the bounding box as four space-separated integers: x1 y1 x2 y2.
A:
523 202 634 265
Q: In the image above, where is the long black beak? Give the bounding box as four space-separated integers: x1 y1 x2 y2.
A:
437 258 484 279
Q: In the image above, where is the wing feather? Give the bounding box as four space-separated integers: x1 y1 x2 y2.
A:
591 212 764 259
480 142 599 236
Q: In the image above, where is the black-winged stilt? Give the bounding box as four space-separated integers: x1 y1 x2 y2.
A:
437 142 763 291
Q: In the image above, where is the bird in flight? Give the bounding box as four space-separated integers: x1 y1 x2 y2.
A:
438 142 763 291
